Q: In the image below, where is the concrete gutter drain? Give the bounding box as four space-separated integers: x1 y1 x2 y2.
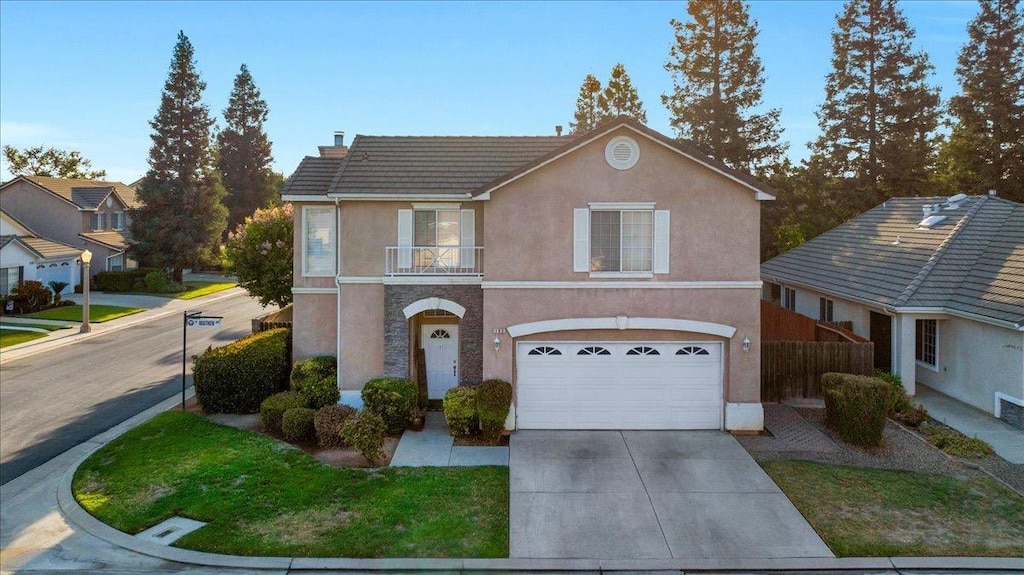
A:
134 517 207 545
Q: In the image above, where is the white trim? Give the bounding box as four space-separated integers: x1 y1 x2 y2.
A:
412 202 461 210
994 392 1024 419
915 318 939 372
506 317 737 339
402 297 467 319
328 193 472 201
291 287 339 294
605 135 640 170
589 272 653 279
282 195 335 202
336 276 384 284
588 202 656 210
483 280 761 289
301 205 337 277
384 276 482 285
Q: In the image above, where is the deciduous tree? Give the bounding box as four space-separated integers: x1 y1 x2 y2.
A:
223 204 293 307
2 145 106 179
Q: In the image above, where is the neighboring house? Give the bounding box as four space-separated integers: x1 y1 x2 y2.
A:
283 116 773 432
0 175 140 272
762 195 1024 429
0 209 81 296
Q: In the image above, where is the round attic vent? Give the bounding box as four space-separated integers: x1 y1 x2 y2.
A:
605 136 639 170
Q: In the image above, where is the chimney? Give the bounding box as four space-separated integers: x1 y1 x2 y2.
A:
318 130 348 158
922 205 932 218
989 189 997 197
555 125 563 136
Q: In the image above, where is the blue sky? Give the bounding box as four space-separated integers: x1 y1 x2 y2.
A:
0 1 978 184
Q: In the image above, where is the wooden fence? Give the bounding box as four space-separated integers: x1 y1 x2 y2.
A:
251 304 293 334
761 341 875 401
761 300 868 344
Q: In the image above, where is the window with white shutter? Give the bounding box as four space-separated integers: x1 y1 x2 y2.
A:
302 206 337 277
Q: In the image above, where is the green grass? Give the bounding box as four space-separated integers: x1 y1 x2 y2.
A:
22 305 144 323
174 281 236 300
73 411 508 558
0 329 48 348
919 422 995 458
761 460 1024 557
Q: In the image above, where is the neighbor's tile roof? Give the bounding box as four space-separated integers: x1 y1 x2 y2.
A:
80 230 130 250
281 156 347 196
761 195 1024 327
20 175 140 209
0 234 79 260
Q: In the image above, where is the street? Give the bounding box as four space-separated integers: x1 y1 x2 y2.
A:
0 293 271 485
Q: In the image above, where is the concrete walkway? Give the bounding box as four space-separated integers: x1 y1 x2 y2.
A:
510 430 833 560
916 385 1024 464
390 412 509 467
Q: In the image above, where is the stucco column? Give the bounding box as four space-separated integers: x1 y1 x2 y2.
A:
896 315 917 395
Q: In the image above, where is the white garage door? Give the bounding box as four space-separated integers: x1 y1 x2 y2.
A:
516 341 722 430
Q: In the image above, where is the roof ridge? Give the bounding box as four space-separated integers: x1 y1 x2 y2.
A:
356 135 572 139
893 196 989 306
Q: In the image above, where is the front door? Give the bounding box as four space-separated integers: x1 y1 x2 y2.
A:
870 311 892 372
422 324 459 399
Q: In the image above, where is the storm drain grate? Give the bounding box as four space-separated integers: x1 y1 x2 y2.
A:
135 517 207 545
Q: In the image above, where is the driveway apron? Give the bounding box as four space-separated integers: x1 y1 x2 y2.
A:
509 430 833 559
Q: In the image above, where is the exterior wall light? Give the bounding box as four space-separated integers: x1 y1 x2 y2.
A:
742 336 751 352
493 335 502 352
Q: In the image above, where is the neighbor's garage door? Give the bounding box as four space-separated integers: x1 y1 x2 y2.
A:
516 341 722 430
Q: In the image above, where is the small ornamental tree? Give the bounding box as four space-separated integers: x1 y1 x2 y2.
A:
223 203 293 307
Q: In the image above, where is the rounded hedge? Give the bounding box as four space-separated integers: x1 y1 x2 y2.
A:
282 407 316 443
821 372 888 447
361 378 417 434
443 386 477 438
194 328 291 414
342 410 387 465
260 391 307 432
477 379 512 444
314 404 357 449
291 356 337 389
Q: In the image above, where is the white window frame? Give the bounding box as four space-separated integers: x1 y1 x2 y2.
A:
111 212 125 231
783 287 797 311
819 297 834 322
90 212 107 232
302 205 337 277
586 202 658 278
915 319 939 371
0 266 23 296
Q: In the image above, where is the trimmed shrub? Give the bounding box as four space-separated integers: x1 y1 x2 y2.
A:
194 328 291 413
93 268 160 292
314 404 357 448
477 379 512 444
920 422 994 458
821 372 888 447
260 391 307 431
281 407 316 443
342 410 387 464
143 270 171 293
361 378 417 434
443 385 477 438
9 280 52 313
290 356 339 409
875 370 913 415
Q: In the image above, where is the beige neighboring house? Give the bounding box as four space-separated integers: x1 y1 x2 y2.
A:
0 175 140 272
762 195 1024 430
1 209 81 296
284 116 773 431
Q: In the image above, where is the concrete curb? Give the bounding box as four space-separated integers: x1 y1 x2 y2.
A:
0 288 245 364
51 385 1024 572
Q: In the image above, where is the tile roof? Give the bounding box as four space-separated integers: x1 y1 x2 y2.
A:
80 230 130 250
0 234 79 260
281 156 347 196
761 195 1024 328
0 235 15 251
18 175 140 209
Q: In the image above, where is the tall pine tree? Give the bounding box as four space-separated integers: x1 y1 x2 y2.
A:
599 63 647 124
943 0 1024 202
217 64 278 232
130 31 227 282
809 0 941 215
569 74 603 135
662 0 786 174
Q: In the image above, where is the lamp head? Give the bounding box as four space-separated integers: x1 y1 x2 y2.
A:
81 249 93 264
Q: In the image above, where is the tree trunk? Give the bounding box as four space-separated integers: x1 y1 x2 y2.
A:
173 267 184 283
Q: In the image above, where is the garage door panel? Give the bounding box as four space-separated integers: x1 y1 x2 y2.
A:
517 341 722 430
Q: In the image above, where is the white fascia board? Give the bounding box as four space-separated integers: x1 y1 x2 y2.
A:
894 306 1020 331
327 193 473 201
482 280 761 289
291 286 338 294
760 275 895 314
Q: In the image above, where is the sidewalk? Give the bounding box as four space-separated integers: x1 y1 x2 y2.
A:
0 286 247 365
916 385 1024 464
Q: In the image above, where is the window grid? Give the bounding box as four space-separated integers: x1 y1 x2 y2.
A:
303 207 336 276
819 298 834 322
783 287 797 311
916 319 937 367
590 210 652 273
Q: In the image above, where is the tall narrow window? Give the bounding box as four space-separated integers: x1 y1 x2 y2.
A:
915 319 937 368
90 213 107 231
819 297 834 322
590 210 653 273
111 212 125 231
783 287 797 311
303 206 336 276
0 266 22 296
413 209 461 269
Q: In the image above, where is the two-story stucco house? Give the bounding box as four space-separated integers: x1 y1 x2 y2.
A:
0 175 140 272
283 117 773 431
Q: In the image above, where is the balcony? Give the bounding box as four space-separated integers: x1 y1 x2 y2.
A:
385 246 484 276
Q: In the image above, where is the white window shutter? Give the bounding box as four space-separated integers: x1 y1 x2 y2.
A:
460 209 475 268
654 210 670 274
573 208 590 272
397 209 413 269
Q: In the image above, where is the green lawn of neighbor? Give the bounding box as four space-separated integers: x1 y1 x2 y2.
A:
174 281 237 300
761 460 1024 557
73 411 509 558
0 322 68 331
22 305 144 323
0 329 48 348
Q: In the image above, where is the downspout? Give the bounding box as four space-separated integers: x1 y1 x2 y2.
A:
334 198 343 393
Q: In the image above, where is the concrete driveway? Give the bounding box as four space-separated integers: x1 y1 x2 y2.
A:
510 430 834 559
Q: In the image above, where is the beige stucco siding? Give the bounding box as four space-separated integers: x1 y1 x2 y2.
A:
0 182 83 248
482 287 760 404
483 128 760 282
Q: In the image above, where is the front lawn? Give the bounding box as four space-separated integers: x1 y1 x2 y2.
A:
762 460 1024 557
22 305 144 323
0 329 48 348
73 411 508 558
175 281 237 300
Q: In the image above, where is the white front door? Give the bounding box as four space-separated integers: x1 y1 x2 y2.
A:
422 324 459 399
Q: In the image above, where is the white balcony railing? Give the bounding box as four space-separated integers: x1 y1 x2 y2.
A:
385 246 484 275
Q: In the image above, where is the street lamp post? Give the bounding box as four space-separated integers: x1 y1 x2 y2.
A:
80 249 92 334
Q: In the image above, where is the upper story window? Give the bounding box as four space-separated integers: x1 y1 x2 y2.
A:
415 209 461 248
574 203 669 276
111 212 125 231
915 319 937 369
819 297 834 322
302 206 336 277
783 287 797 311
392 206 477 275
90 213 107 231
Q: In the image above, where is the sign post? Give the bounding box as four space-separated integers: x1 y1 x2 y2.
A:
182 311 224 410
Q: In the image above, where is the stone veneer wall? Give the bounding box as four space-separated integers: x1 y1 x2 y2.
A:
999 398 1023 430
383 284 483 385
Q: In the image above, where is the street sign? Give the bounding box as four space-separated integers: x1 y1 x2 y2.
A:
182 311 225 410
187 316 222 328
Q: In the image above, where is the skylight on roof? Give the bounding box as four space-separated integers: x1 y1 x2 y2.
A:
917 215 947 229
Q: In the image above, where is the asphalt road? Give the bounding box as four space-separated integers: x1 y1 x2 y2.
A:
0 293 271 485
